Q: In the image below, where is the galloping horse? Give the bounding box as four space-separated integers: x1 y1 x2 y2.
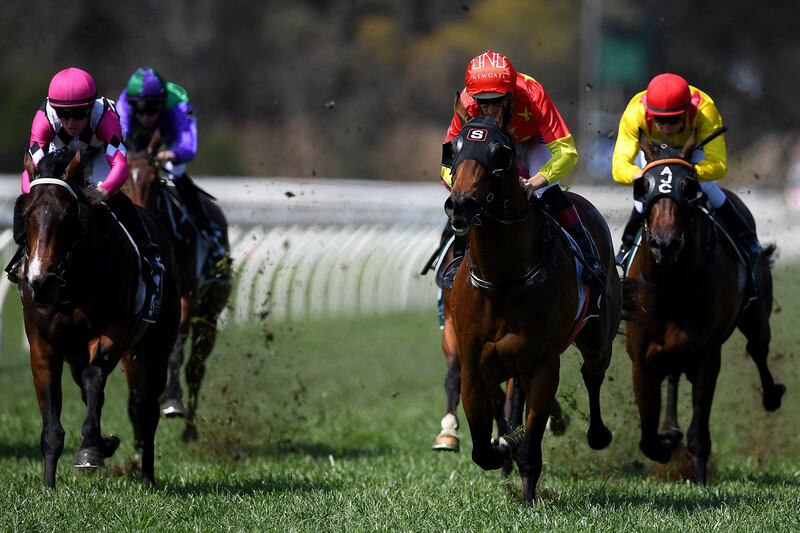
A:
19 149 180 488
445 115 621 502
126 134 232 441
431 241 569 455
623 137 784 483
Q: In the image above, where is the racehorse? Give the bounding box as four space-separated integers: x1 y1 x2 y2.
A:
430 240 569 456
126 133 232 442
622 135 785 484
19 149 180 488
444 115 621 502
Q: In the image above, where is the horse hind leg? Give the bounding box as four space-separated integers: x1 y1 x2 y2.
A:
161 299 192 417
182 314 219 442
738 300 785 411
433 320 461 452
659 373 683 450
579 350 613 450
545 397 569 436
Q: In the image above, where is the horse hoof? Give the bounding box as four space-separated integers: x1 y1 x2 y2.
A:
587 425 613 450
161 398 186 418
101 435 121 458
763 383 786 412
658 428 683 450
182 425 199 442
640 440 671 464
432 432 460 452
546 412 570 436
74 447 105 469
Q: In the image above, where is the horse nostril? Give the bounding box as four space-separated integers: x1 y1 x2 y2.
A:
462 197 480 217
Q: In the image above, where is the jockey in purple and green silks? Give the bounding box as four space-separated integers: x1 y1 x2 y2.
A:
117 67 223 254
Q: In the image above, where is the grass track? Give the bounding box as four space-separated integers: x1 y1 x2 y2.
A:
0 266 798 531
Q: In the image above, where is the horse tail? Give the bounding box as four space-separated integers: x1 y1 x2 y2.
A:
760 243 777 270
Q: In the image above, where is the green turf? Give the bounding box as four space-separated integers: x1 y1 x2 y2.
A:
0 265 798 531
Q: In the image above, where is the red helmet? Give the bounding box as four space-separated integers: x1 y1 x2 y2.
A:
645 73 691 116
47 67 97 107
465 51 517 100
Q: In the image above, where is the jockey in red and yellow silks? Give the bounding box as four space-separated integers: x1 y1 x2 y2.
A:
439 51 604 315
611 73 762 269
442 71 578 189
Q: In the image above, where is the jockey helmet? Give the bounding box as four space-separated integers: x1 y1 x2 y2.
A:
465 51 517 100
645 73 691 116
47 68 97 107
126 67 167 102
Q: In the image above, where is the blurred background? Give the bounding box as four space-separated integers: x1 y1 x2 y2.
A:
1 0 799 193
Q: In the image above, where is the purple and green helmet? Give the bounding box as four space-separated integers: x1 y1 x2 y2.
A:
126 67 167 102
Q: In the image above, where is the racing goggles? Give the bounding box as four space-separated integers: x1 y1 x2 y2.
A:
54 105 92 120
131 99 164 116
653 113 684 125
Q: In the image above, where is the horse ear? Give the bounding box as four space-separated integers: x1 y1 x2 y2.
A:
64 151 82 182
23 151 35 180
638 128 655 163
490 142 513 172
454 91 469 127
633 176 649 203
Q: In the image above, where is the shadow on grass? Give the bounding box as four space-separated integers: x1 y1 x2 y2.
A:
0 440 40 460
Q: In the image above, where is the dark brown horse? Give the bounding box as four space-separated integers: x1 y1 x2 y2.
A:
126 135 232 442
444 116 621 502
19 149 180 488
623 140 784 484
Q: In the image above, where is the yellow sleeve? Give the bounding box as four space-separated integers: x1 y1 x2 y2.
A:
612 103 646 185
538 134 578 184
441 164 453 188
693 101 727 181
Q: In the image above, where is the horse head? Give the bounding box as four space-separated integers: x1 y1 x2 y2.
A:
126 130 162 211
23 149 90 304
634 131 704 265
443 116 519 236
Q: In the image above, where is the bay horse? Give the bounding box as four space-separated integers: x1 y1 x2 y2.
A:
430 236 569 456
445 115 621 502
623 137 784 484
126 133 232 442
19 149 180 488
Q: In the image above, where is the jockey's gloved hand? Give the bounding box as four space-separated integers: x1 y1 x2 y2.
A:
85 186 108 205
154 150 177 163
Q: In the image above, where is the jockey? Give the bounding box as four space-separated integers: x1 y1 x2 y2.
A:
117 67 223 259
8 67 163 316
442 51 605 291
612 73 762 269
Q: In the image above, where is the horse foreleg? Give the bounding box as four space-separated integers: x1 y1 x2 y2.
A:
121 355 144 453
460 373 508 472
433 318 461 452
659 373 683 449
632 360 671 463
182 315 218 442
30 338 65 489
580 350 613 450
514 359 559 504
75 357 116 470
686 347 721 485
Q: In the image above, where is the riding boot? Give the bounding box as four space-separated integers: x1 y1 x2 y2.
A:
173 172 227 267
616 208 645 266
715 198 763 296
106 192 164 321
540 186 606 315
5 194 29 283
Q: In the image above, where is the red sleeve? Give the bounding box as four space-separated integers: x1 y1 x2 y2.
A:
525 80 570 144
